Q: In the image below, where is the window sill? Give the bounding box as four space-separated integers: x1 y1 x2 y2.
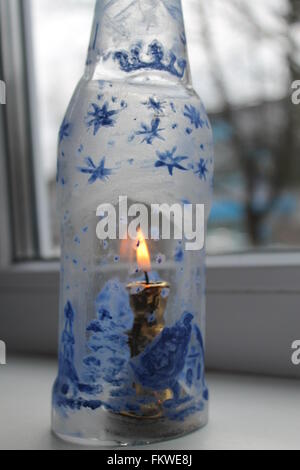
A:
2 250 300 292
0 356 299 450
0 254 300 378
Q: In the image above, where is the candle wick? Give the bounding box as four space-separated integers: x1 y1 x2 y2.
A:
144 272 150 284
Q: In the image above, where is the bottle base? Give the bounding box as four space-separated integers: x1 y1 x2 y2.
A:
52 406 209 448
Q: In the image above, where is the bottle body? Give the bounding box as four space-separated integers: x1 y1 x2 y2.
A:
52 0 213 446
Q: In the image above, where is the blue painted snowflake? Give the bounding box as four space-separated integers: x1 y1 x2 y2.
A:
85 103 119 136
114 40 187 79
143 97 166 115
195 158 209 181
59 119 71 143
155 147 188 176
136 118 165 144
183 105 206 129
78 157 114 184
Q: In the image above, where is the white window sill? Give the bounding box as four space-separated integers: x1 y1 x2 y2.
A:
1 255 300 378
0 356 299 450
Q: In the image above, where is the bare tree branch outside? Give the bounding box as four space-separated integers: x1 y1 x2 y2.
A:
29 0 300 256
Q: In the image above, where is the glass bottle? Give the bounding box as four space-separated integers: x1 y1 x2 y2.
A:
52 0 214 446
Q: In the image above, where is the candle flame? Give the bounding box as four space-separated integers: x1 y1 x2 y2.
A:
136 229 151 273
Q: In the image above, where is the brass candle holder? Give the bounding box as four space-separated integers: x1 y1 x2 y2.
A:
118 229 173 419
127 281 169 357
124 280 172 419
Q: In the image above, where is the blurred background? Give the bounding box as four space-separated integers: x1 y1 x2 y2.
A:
27 0 300 257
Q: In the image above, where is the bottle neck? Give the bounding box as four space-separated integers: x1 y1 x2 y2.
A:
85 0 191 86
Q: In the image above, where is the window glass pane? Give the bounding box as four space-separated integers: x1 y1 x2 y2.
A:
30 0 95 256
29 0 300 257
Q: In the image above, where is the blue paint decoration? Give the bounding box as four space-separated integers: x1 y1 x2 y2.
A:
114 41 187 79
53 300 208 421
155 147 188 176
59 119 71 144
195 158 209 181
130 312 193 391
85 103 119 135
53 301 102 413
143 97 166 115
78 157 114 184
135 118 165 145
174 243 184 262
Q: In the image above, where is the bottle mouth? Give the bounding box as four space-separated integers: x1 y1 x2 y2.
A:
127 281 170 290
86 0 189 85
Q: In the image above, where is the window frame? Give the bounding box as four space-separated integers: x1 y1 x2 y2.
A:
0 0 53 261
0 0 39 261
0 0 299 379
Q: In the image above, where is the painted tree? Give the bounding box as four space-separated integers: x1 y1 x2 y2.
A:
82 280 134 403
